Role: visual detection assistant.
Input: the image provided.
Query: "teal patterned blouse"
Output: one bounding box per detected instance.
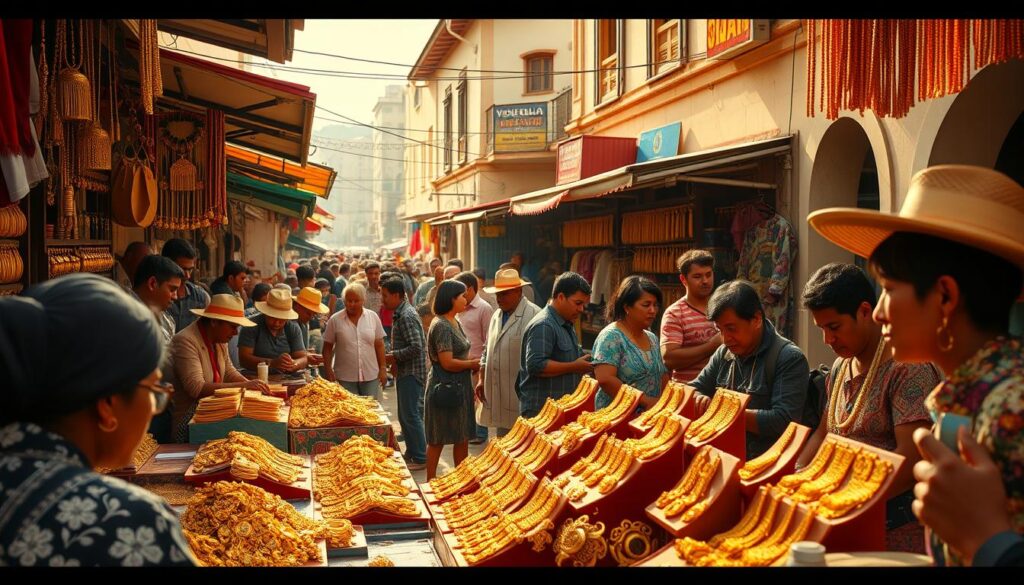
[592,323,666,410]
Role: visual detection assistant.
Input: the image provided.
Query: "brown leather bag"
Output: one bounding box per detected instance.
[111,144,157,227]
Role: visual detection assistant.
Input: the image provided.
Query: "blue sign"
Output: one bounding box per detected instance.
[636,122,681,163]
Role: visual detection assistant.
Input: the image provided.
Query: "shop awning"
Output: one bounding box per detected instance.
[421,198,511,226]
[125,44,316,164]
[381,239,409,251]
[399,209,443,223]
[226,144,335,198]
[157,19,304,64]
[314,205,335,220]
[426,214,454,226]
[227,172,316,219]
[286,234,328,254]
[506,135,793,215]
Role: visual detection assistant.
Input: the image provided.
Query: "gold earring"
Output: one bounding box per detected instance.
[99,418,119,432]
[936,316,955,353]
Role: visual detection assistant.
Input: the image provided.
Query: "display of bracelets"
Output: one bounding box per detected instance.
[47,247,81,279]
[193,431,305,484]
[289,378,382,427]
[181,481,326,567]
[494,418,533,451]
[683,389,743,443]
[523,398,563,431]
[554,375,599,410]
[620,204,694,244]
[429,440,505,500]
[656,445,721,519]
[562,215,613,248]
[0,204,27,237]
[513,431,558,473]
[622,412,683,461]
[455,478,562,565]
[0,245,25,284]
[78,246,114,273]
[560,386,642,451]
[631,245,694,273]
[739,423,799,481]
[635,381,689,428]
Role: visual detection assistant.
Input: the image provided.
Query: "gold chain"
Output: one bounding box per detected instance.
[828,339,888,432]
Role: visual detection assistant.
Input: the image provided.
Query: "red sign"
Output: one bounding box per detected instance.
[706,19,769,60]
[556,138,584,184]
[555,136,637,186]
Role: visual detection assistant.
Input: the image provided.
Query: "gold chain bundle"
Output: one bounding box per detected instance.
[773,439,890,514]
[513,431,558,473]
[656,446,721,520]
[562,215,613,248]
[683,390,742,443]
[635,381,689,428]
[456,478,563,565]
[314,436,407,501]
[555,375,598,410]
[193,432,305,485]
[559,386,642,451]
[442,459,536,529]
[739,423,798,481]
[555,435,637,501]
[523,398,563,431]
[631,245,693,274]
[289,378,382,428]
[429,441,503,499]
[181,481,325,566]
[621,204,694,244]
[622,412,683,461]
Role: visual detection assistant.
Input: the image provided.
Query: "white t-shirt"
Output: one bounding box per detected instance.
[323,309,385,382]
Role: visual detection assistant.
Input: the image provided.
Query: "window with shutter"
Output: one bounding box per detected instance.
[597,20,619,103]
[650,19,682,77]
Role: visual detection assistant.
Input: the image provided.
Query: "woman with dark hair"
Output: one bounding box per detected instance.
[424,279,480,480]
[592,275,668,411]
[809,165,1024,566]
[0,273,195,566]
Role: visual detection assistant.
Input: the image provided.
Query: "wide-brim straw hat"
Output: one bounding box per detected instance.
[483,268,529,294]
[190,294,257,327]
[295,286,328,314]
[808,165,1024,270]
[255,287,299,320]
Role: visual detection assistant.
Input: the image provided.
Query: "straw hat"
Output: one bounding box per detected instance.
[483,268,529,294]
[295,286,328,314]
[808,165,1024,269]
[190,294,257,327]
[255,288,299,320]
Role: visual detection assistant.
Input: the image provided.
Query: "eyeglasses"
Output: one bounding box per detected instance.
[140,381,174,414]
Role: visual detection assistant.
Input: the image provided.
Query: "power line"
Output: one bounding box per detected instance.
[316,104,484,158]
[311,140,415,163]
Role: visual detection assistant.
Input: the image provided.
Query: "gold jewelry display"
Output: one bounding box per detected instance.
[96,433,159,474]
[313,435,420,522]
[555,375,599,410]
[818,451,892,519]
[740,502,816,566]
[429,441,504,499]
[181,481,325,566]
[790,443,857,503]
[524,398,562,431]
[775,439,836,495]
[368,555,394,567]
[559,387,642,451]
[739,423,798,480]
[457,479,563,565]
[684,390,738,442]
[495,419,533,451]
[827,339,887,432]
[514,431,557,473]
[662,448,720,518]
[656,446,711,509]
[609,519,658,567]
[623,412,682,460]
[289,378,382,428]
[553,515,608,567]
[193,431,305,484]
[635,381,688,428]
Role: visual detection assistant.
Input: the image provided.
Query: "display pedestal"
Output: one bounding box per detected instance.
[184,454,312,500]
[549,390,642,476]
[189,407,289,452]
[430,477,540,535]
[325,525,369,559]
[288,416,397,455]
[684,389,749,462]
[646,448,742,542]
[627,383,695,439]
[739,422,812,500]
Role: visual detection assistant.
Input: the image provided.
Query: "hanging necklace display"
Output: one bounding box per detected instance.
[49,20,66,147]
[138,19,162,115]
[36,20,48,137]
[207,108,227,226]
[157,111,205,229]
[80,20,110,171]
[59,19,92,121]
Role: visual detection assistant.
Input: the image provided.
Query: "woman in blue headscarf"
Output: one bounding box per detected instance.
[0,273,196,566]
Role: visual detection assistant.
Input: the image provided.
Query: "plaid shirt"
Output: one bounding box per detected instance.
[516,305,584,417]
[390,300,427,383]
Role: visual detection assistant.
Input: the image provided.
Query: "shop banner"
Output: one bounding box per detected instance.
[706,19,770,60]
[493,103,548,152]
[637,122,682,163]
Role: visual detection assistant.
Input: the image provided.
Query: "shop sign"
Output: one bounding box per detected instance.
[493,102,548,152]
[556,137,584,184]
[706,19,770,60]
[479,224,506,238]
[637,122,682,163]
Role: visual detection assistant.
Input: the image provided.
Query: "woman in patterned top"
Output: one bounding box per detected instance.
[592,276,669,412]
[0,274,195,566]
[809,165,1024,566]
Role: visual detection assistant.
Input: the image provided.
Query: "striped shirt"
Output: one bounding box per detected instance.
[660,296,720,382]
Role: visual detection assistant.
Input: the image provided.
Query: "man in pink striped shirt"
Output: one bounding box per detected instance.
[660,250,722,383]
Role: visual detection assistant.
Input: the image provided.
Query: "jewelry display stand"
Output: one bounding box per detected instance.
[313,452,431,531]
[421,433,529,504]
[645,447,742,543]
[508,431,560,479]
[684,388,749,462]
[559,376,599,425]
[184,454,312,501]
[627,383,696,439]
[429,464,540,535]
[548,389,642,476]
[738,422,812,500]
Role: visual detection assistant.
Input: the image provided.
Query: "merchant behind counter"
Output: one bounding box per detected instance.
[237,287,309,376]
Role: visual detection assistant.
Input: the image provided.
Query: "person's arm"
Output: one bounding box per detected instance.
[525,322,591,378]
[322,341,336,381]
[391,315,425,363]
[375,337,388,386]
[661,335,723,371]
[437,350,479,372]
[888,420,932,497]
[286,322,308,370]
[173,336,261,399]
[748,347,809,436]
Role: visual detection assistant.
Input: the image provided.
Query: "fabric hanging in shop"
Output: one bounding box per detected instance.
[737,213,798,338]
[590,250,616,305]
[408,224,422,257]
[207,108,227,226]
[730,203,765,252]
[1,21,48,205]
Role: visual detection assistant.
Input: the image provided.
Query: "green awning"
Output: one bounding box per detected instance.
[227,172,317,219]
[286,234,328,254]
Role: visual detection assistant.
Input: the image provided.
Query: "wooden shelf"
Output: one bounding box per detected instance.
[46,239,112,247]
[0,239,22,247]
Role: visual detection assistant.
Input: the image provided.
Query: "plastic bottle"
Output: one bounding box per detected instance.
[787,541,826,567]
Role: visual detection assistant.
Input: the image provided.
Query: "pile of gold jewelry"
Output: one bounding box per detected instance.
[368,555,394,567]
[138,480,195,506]
[635,381,690,429]
[313,436,406,500]
[97,433,158,473]
[192,432,305,484]
[240,391,284,422]
[441,457,536,529]
[655,446,721,521]
[683,389,742,443]
[323,517,356,549]
[512,431,558,473]
[193,390,242,423]
[557,386,642,451]
[428,441,505,500]
[553,434,637,501]
[181,481,326,566]
[739,423,798,481]
[523,398,563,431]
[494,418,534,451]
[289,378,383,428]
[454,477,564,565]
[673,440,892,566]
[622,412,683,461]
[553,375,599,410]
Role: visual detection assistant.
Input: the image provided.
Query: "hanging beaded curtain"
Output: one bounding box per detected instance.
[153,110,206,230]
[206,108,227,227]
[807,19,1024,119]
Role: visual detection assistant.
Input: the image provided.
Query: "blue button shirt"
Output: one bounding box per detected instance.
[516,305,583,418]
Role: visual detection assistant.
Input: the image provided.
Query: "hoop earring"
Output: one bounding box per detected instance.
[936,317,955,353]
[99,418,118,433]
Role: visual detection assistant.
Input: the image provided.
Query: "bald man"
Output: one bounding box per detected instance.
[116,241,153,292]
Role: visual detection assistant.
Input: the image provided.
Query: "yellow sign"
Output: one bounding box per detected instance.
[479,224,506,238]
[706,19,769,60]
[495,132,547,151]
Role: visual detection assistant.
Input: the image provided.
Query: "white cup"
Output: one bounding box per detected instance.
[257,362,269,382]
[787,541,826,567]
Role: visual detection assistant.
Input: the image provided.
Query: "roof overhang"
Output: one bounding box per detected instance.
[226,144,334,197]
[409,19,473,80]
[156,19,303,64]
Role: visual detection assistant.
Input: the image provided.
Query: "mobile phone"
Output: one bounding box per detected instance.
[934,412,972,452]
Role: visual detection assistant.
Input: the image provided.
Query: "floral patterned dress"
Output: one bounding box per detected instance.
[0,422,196,566]
[924,337,1024,566]
[737,213,797,338]
[592,324,667,411]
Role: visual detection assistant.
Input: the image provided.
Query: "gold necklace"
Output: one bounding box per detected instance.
[741,501,816,566]
[791,443,857,503]
[715,492,780,556]
[657,447,711,508]
[775,439,836,495]
[697,394,739,442]
[685,393,723,439]
[818,454,891,518]
[828,339,888,432]
[739,423,798,480]
[663,450,720,518]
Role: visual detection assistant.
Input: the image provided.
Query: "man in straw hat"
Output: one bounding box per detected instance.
[294,286,329,368]
[476,268,542,437]
[808,164,1024,566]
[238,288,309,375]
[169,294,270,442]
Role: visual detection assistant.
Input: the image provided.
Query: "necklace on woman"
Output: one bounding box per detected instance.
[828,339,888,432]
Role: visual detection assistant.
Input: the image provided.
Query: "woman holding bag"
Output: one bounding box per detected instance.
[424,279,480,480]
